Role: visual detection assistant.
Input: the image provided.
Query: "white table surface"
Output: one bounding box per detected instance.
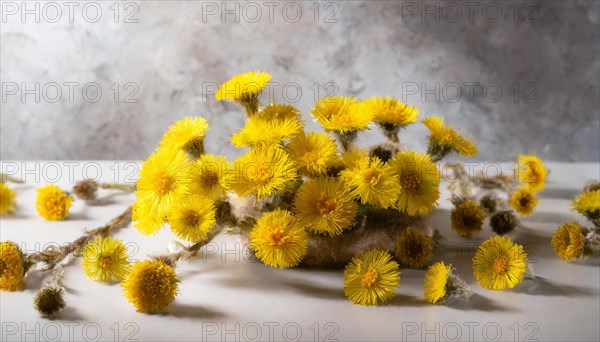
[1,161,599,342]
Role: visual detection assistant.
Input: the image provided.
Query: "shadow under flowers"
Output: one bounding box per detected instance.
[283,280,345,300]
[165,303,227,320]
[512,276,598,297]
[447,293,517,312]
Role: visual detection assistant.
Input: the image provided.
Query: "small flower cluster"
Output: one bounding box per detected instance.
[448,154,548,238]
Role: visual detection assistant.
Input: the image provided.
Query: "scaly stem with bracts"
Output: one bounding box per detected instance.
[24,206,132,272]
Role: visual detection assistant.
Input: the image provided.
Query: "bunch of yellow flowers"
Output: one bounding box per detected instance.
[122,70,485,309]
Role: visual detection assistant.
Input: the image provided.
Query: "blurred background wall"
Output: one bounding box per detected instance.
[1,0,599,161]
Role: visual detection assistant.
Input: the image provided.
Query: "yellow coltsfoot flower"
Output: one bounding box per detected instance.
[340,156,401,208]
[293,178,357,237]
[169,195,216,242]
[191,154,232,200]
[134,147,193,233]
[159,117,209,158]
[451,199,486,238]
[231,113,303,148]
[230,145,298,200]
[424,262,471,304]
[421,116,477,160]
[82,236,131,282]
[312,97,374,150]
[286,132,340,177]
[122,260,179,313]
[516,154,548,193]
[249,210,308,269]
[0,182,17,215]
[472,236,527,291]
[365,96,419,142]
[343,250,400,306]
[215,71,271,115]
[551,222,587,261]
[395,227,434,268]
[571,189,600,220]
[35,185,72,220]
[509,187,538,216]
[0,241,26,291]
[389,150,440,216]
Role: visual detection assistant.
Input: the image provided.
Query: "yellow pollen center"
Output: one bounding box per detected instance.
[183,210,201,227]
[154,171,173,195]
[493,255,509,275]
[401,174,421,192]
[316,195,337,216]
[519,196,530,208]
[100,256,113,269]
[301,151,320,164]
[202,171,220,187]
[364,168,382,185]
[268,228,289,246]
[361,267,378,288]
[247,165,272,184]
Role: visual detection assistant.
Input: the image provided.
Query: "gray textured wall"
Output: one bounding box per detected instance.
[1,0,599,161]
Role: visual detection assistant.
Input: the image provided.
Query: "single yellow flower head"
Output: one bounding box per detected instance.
[159,117,209,157]
[82,236,131,282]
[389,151,440,216]
[451,199,486,238]
[231,115,303,148]
[190,154,232,200]
[340,156,401,208]
[312,97,373,133]
[169,195,216,242]
[230,145,298,200]
[256,103,301,122]
[249,210,308,269]
[365,96,419,127]
[423,262,451,304]
[35,185,72,220]
[135,147,193,223]
[517,154,548,193]
[551,222,586,261]
[294,178,358,237]
[132,198,165,236]
[571,189,600,217]
[286,132,340,177]
[422,117,478,158]
[395,227,434,268]
[0,182,17,215]
[215,71,271,103]
[473,236,527,290]
[122,260,179,313]
[0,241,26,291]
[343,250,400,306]
[509,187,538,216]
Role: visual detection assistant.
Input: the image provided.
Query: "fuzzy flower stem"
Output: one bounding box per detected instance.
[335,131,358,152]
[72,179,136,201]
[99,182,136,192]
[24,206,132,272]
[153,225,224,267]
[0,173,25,184]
